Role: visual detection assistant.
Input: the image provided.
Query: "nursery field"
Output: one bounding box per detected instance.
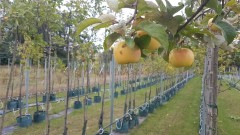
[2,71,191,135]
[1,76,239,135]
[1,0,240,135]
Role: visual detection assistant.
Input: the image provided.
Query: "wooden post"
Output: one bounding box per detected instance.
[204,46,218,135]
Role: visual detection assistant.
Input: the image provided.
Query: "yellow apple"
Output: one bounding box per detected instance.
[113,41,141,64]
[135,30,161,51]
[169,48,194,68]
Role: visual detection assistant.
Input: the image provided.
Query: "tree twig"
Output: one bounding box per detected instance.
[194,8,211,21]
[126,0,138,26]
[177,0,211,34]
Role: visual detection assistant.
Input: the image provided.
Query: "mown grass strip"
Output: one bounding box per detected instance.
[218,80,240,135]
[130,77,201,135]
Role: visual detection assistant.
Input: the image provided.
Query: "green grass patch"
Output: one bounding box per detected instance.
[130,77,201,135]
[217,80,240,135]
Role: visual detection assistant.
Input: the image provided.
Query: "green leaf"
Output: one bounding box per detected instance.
[155,0,166,11]
[225,0,236,7]
[216,20,237,44]
[185,6,194,17]
[162,50,169,62]
[180,25,214,38]
[157,47,164,55]
[162,40,175,62]
[225,0,240,13]
[188,37,200,46]
[134,35,151,49]
[142,49,152,57]
[165,0,173,9]
[174,15,185,24]
[146,12,180,35]
[98,14,116,23]
[125,37,135,48]
[145,1,159,9]
[137,0,158,14]
[118,0,135,9]
[140,49,148,58]
[93,21,113,30]
[168,2,184,15]
[137,21,169,49]
[75,18,102,36]
[205,0,222,14]
[103,32,121,51]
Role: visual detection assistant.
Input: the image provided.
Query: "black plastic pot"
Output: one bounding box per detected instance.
[114,91,118,98]
[137,85,141,90]
[87,88,91,94]
[94,96,101,103]
[33,110,46,123]
[132,87,136,92]
[42,95,46,103]
[155,97,162,107]
[230,83,236,88]
[75,89,80,96]
[81,89,85,95]
[120,89,126,95]
[152,99,157,108]
[74,101,82,109]
[16,114,32,127]
[142,84,146,88]
[115,117,129,133]
[92,86,99,93]
[115,83,119,88]
[68,90,75,97]
[7,100,18,110]
[139,105,148,117]
[128,113,138,129]
[17,100,23,109]
[50,93,56,101]
[148,102,155,113]
[84,98,92,106]
[137,79,140,82]
[96,131,110,135]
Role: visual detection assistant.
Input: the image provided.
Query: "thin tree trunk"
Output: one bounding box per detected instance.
[0,25,18,134]
[10,68,15,99]
[35,61,39,112]
[82,60,89,135]
[45,42,52,135]
[63,33,70,135]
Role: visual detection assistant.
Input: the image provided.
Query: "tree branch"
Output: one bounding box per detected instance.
[126,0,138,26]
[176,0,211,34]
[194,8,211,21]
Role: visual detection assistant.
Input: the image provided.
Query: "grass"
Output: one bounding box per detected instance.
[217,80,240,135]
[6,76,240,135]
[129,77,240,135]
[130,77,202,135]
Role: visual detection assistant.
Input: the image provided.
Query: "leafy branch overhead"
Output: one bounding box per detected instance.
[75,0,239,65]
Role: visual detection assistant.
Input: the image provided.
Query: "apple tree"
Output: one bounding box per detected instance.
[75,0,239,134]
